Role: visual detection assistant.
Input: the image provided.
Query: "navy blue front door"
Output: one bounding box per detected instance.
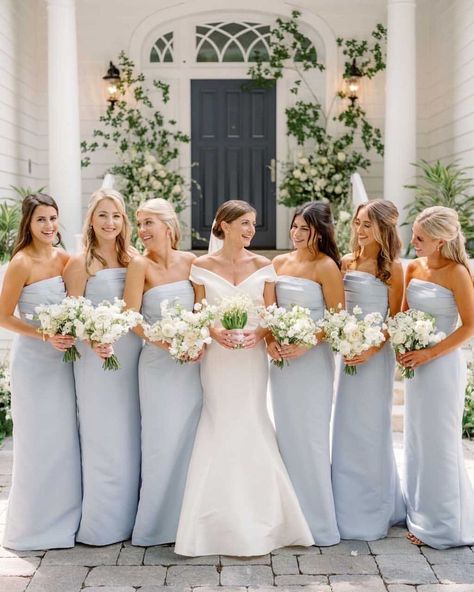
[191,79,276,248]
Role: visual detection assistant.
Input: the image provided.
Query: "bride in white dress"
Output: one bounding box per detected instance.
[174,200,314,556]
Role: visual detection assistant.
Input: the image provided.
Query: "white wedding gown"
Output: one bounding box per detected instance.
[174,264,314,556]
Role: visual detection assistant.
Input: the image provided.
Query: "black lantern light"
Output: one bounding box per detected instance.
[103,61,121,108]
[346,58,362,105]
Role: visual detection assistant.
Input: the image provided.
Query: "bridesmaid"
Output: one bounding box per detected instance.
[123,198,202,546]
[63,189,141,545]
[331,199,406,540]
[399,205,474,549]
[0,193,81,550]
[269,201,343,546]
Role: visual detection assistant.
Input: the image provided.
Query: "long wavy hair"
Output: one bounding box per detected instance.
[415,205,473,280]
[292,201,341,268]
[137,198,181,249]
[12,193,61,257]
[349,199,402,284]
[82,189,132,275]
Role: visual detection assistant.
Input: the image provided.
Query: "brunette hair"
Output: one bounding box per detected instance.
[415,205,473,279]
[212,200,256,239]
[83,189,132,275]
[292,201,341,268]
[137,198,181,249]
[12,193,61,257]
[349,199,402,284]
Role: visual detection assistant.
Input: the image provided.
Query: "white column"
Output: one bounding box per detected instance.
[384,0,416,242]
[46,0,82,251]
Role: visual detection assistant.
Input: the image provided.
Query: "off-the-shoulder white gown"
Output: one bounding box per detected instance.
[174,264,314,556]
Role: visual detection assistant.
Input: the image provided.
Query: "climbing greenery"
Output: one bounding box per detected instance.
[248,11,387,252]
[81,52,190,237]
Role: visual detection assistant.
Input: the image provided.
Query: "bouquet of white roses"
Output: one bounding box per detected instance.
[387,309,446,378]
[318,305,386,375]
[143,299,214,363]
[83,298,142,371]
[216,293,254,348]
[259,304,317,368]
[32,296,92,363]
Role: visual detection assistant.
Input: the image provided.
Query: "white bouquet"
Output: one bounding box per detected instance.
[259,304,317,368]
[318,305,386,375]
[387,309,446,378]
[83,298,142,371]
[143,299,214,363]
[216,293,254,348]
[32,296,92,362]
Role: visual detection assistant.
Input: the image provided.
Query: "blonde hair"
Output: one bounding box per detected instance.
[350,199,402,284]
[415,205,473,279]
[83,189,132,275]
[137,198,181,249]
[213,200,256,239]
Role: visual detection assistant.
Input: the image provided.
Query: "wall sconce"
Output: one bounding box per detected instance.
[346,58,362,105]
[102,61,121,108]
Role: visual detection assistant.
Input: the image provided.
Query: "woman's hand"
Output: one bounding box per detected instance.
[267,340,282,362]
[92,342,114,360]
[344,345,380,366]
[279,343,310,360]
[242,328,267,349]
[47,334,76,352]
[210,327,236,349]
[398,348,433,370]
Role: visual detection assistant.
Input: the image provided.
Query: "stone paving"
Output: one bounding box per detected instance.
[1,435,474,592]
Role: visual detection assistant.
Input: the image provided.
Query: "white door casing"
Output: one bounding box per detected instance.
[129,1,339,249]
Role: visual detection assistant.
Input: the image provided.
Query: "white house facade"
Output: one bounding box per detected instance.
[1,0,474,251]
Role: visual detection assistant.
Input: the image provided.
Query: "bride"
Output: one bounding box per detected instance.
[174,200,314,557]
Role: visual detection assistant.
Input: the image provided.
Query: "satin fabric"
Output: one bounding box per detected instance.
[175,265,314,556]
[404,279,474,549]
[270,275,340,545]
[4,276,82,550]
[74,268,142,545]
[132,280,202,546]
[332,271,405,540]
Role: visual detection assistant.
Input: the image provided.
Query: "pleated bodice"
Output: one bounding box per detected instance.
[344,270,388,317]
[84,267,127,305]
[141,280,194,325]
[407,279,458,334]
[275,276,325,322]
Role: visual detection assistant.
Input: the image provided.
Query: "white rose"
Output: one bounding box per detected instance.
[292,169,302,179]
[337,152,346,162]
[338,211,351,223]
[334,185,342,194]
[299,157,309,166]
[172,184,182,195]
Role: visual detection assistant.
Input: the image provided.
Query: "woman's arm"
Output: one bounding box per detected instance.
[321,260,345,311]
[63,254,88,297]
[388,260,404,317]
[400,265,474,368]
[123,256,147,341]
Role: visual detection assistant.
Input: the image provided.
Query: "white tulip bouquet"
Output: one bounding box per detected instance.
[215,293,254,348]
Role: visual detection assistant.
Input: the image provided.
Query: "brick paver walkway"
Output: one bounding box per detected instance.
[1,434,474,592]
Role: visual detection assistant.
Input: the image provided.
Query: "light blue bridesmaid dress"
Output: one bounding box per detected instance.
[270,276,340,546]
[404,278,474,549]
[74,268,141,545]
[132,280,202,546]
[3,276,82,550]
[332,271,406,540]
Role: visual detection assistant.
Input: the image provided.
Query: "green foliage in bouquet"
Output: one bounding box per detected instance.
[0,365,12,444]
[404,160,474,257]
[81,52,191,243]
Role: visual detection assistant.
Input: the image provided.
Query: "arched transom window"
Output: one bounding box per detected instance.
[150,32,174,63]
[195,22,271,62]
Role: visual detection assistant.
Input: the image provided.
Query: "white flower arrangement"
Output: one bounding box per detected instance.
[83,298,143,371]
[143,299,214,364]
[387,309,446,378]
[318,305,386,375]
[216,293,254,348]
[259,304,317,368]
[31,296,92,363]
